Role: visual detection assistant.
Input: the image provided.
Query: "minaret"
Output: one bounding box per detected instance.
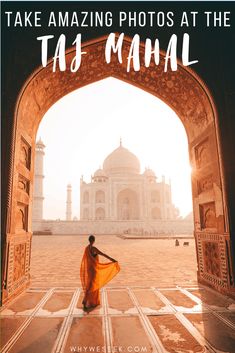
[32,138,45,221]
[66,184,72,220]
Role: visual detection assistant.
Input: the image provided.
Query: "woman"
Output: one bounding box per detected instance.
[80,235,120,310]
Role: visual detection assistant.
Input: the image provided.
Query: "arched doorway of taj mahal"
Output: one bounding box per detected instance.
[1,35,234,305]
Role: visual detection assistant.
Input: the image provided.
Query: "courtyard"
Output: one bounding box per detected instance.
[1,235,235,353]
[30,235,197,288]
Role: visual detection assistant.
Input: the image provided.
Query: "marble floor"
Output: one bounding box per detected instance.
[1,235,235,353]
[1,285,235,353]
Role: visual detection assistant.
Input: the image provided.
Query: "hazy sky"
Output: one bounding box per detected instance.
[37,77,192,220]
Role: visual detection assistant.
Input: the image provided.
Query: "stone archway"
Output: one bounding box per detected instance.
[2,35,233,304]
[95,208,105,220]
[117,189,139,220]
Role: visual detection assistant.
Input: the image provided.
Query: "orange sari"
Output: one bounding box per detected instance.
[80,245,120,307]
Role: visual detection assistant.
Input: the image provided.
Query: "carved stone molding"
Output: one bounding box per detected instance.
[16,203,28,232]
[20,138,31,170]
[197,174,213,194]
[195,138,211,169]
[18,174,30,195]
[199,202,216,230]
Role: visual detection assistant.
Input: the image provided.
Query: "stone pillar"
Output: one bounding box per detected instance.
[32,139,45,221]
[80,177,83,220]
[66,184,72,221]
[168,179,174,219]
[161,175,166,220]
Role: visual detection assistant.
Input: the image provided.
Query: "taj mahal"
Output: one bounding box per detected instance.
[80,139,178,221]
[32,139,193,235]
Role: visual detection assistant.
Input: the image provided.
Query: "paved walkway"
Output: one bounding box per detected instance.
[30,235,198,287]
[2,235,235,352]
[1,285,235,353]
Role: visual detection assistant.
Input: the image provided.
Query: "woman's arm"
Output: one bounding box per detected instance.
[93,247,117,262]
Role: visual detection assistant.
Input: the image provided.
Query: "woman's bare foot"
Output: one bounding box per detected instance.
[82,300,87,310]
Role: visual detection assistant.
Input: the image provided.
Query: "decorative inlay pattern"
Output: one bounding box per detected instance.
[7,237,31,294]
[196,232,228,289]
[202,241,221,278]
[13,244,26,282]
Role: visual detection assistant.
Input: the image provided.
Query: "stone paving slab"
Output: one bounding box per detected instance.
[8,317,63,353]
[0,317,26,348]
[185,313,235,352]
[111,316,153,353]
[159,289,197,308]
[1,286,235,353]
[6,292,46,314]
[149,315,204,353]
[132,290,168,313]
[187,288,235,310]
[107,290,137,314]
[63,317,104,353]
[222,312,235,325]
[42,292,74,313]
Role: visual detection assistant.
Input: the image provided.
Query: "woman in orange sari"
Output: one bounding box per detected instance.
[80,235,120,310]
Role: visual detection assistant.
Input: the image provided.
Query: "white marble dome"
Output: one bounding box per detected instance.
[94,168,107,177]
[143,168,156,178]
[103,143,140,175]
[36,138,45,148]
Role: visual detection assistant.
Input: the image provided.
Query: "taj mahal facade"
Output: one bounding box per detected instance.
[32,140,193,236]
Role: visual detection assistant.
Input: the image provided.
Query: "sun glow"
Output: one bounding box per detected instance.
[37,77,193,220]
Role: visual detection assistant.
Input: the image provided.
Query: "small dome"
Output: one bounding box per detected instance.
[144,168,156,178]
[94,169,107,178]
[103,143,140,175]
[36,138,45,148]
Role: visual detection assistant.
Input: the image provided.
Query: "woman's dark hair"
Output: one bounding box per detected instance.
[89,235,95,243]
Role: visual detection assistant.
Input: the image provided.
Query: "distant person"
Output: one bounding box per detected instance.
[80,235,120,310]
[175,239,180,246]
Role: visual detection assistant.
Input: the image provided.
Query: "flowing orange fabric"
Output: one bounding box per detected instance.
[80,245,120,307]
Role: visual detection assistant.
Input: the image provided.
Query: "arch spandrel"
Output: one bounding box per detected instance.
[113,43,214,143]
[18,36,214,143]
